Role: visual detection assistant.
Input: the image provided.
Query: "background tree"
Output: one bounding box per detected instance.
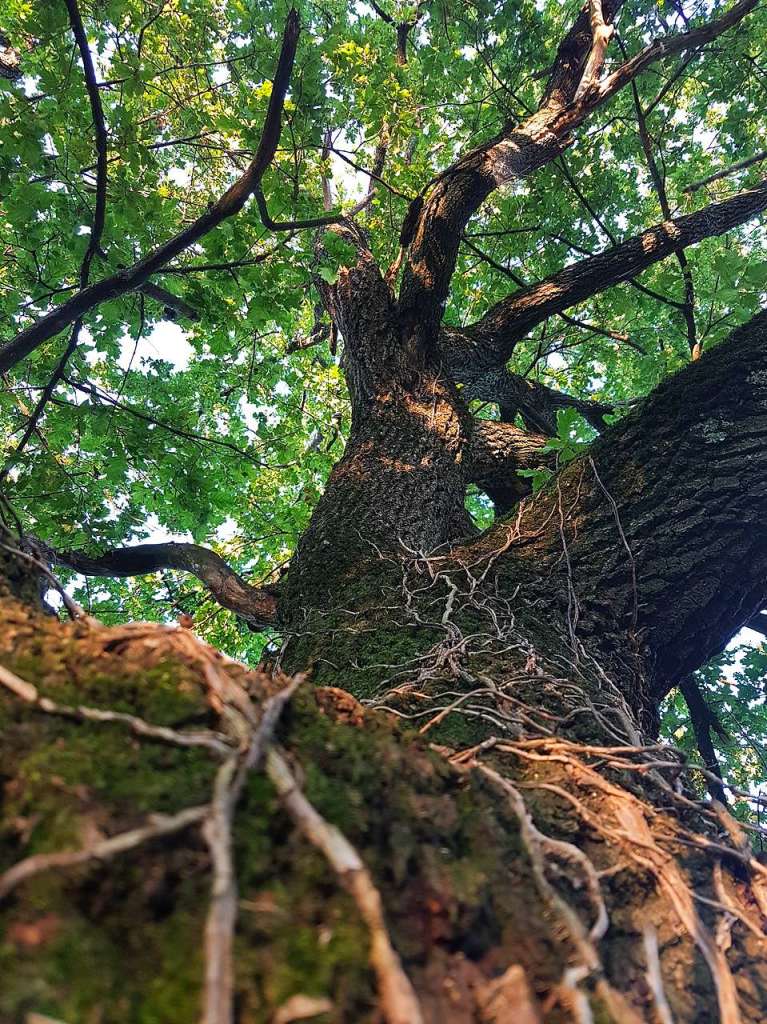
[2,1,767,1021]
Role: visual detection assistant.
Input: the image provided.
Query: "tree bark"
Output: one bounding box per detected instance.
[3,421,767,1023]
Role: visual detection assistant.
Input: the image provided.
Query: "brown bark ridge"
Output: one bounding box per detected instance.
[504,309,767,700]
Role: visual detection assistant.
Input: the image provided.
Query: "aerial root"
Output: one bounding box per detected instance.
[0,803,209,901]
[0,622,423,1024]
[465,737,764,1024]
[266,746,424,1024]
[477,762,642,1024]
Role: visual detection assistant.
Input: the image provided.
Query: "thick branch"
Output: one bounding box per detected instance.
[468,420,551,481]
[0,32,20,80]
[468,419,552,512]
[461,364,612,436]
[43,541,278,628]
[397,0,626,336]
[573,1,614,102]
[397,0,756,340]
[460,178,767,373]
[506,308,767,694]
[0,10,301,374]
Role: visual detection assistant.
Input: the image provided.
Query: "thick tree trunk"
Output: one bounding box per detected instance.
[3,314,767,1024]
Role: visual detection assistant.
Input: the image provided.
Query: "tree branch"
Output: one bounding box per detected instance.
[0,31,21,80]
[41,541,279,628]
[468,419,553,511]
[684,149,767,194]
[573,1,614,102]
[459,177,767,373]
[137,281,200,320]
[469,419,551,479]
[0,0,111,482]
[622,37,699,357]
[679,676,728,804]
[746,610,767,638]
[460,364,613,436]
[0,9,301,374]
[396,0,756,342]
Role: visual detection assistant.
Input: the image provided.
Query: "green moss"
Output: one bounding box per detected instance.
[0,599,591,1021]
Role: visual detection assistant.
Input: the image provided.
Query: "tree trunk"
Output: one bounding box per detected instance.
[3,311,767,1024]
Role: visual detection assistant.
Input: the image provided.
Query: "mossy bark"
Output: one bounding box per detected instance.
[5,313,767,1020]
[2,520,767,1022]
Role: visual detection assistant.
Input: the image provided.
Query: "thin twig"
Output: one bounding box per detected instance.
[0,805,208,900]
[266,746,424,1024]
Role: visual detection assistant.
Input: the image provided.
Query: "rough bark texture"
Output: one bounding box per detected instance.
[3,481,767,1023]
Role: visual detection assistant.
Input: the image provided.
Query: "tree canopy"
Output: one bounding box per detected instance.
[2,0,767,800]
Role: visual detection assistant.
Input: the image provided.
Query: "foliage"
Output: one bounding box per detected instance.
[1,0,767,776]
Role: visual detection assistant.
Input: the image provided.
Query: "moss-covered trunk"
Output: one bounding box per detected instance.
[2,517,767,1024]
[5,312,767,1022]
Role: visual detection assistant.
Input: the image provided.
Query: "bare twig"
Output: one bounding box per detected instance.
[685,150,767,193]
[0,804,208,900]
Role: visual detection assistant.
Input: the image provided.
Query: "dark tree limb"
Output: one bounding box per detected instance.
[253,185,345,232]
[460,364,613,436]
[397,0,756,342]
[64,0,108,289]
[138,281,200,321]
[0,0,111,482]
[460,235,646,355]
[468,420,553,512]
[679,676,728,804]
[746,610,767,638]
[397,0,627,337]
[0,9,302,374]
[456,178,767,374]
[41,541,279,629]
[468,420,551,481]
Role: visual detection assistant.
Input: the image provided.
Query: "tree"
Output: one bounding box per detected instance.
[2,0,767,1020]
